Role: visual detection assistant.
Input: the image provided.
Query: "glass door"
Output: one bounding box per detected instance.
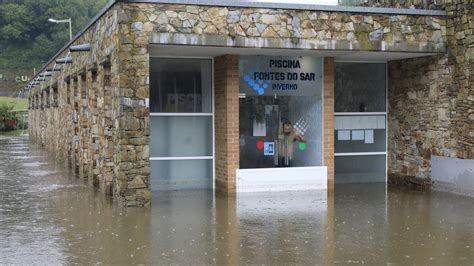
[149,58,213,190]
[334,62,387,184]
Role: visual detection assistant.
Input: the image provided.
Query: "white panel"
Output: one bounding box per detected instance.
[431,155,474,197]
[236,167,327,193]
[335,115,386,130]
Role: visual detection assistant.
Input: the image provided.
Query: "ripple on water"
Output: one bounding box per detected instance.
[26,184,82,194]
[23,162,48,167]
[10,155,47,160]
[0,151,28,155]
[29,170,57,177]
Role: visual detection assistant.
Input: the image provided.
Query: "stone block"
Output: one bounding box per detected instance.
[128,176,147,189]
[131,22,143,31]
[369,29,383,41]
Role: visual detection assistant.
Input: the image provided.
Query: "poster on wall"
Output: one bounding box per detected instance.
[352,130,365,140]
[264,142,275,156]
[240,56,323,97]
[253,118,266,136]
[338,130,351,141]
[364,130,374,144]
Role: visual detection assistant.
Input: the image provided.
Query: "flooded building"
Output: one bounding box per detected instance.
[25,0,473,206]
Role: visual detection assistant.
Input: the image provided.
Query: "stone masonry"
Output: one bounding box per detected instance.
[28,1,453,206]
[141,4,445,52]
[387,0,473,186]
[352,0,446,10]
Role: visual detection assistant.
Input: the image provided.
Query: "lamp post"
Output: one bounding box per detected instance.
[48,18,72,40]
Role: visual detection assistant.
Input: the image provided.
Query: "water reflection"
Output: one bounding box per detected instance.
[0,136,473,264]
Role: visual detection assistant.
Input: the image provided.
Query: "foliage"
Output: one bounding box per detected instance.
[0,0,108,69]
[0,102,27,131]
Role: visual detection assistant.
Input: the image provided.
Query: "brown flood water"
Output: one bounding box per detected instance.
[0,136,473,264]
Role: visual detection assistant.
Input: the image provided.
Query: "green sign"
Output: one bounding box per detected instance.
[0,74,29,83]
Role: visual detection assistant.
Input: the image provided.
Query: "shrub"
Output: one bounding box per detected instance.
[0,103,25,132]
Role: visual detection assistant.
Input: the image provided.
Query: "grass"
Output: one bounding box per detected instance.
[0,129,28,136]
[0,97,28,110]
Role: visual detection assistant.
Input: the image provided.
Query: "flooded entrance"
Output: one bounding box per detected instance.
[0,136,473,264]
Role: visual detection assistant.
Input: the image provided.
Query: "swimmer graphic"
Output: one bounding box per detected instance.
[278,120,305,167]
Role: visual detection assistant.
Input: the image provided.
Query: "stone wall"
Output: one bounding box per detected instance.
[142,3,445,53]
[28,5,151,206]
[387,0,473,186]
[346,0,446,10]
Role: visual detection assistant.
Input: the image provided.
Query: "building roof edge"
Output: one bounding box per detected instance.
[120,0,446,16]
[26,0,117,88]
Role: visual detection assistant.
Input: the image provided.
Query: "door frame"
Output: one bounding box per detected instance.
[149,56,215,190]
[333,60,388,184]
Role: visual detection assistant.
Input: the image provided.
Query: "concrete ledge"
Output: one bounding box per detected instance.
[151,33,446,54]
[236,166,327,193]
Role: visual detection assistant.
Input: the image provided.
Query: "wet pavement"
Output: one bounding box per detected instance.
[0,136,473,264]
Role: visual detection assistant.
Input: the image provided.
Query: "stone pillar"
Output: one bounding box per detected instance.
[113,24,151,206]
[88,69,100,186]
[64,79,73,160]
[324,57,335,191]
[214,55,240,195]
[72,77,80,173]
[100,64,114,194]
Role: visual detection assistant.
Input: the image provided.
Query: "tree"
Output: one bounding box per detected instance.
[0,3,33,42]
[0,0,108,70]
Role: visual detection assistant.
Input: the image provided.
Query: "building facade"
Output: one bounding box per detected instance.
[26,0,473,206]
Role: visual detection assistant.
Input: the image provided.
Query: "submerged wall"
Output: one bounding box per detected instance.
[387,0,473,191]
[28,4,151,207]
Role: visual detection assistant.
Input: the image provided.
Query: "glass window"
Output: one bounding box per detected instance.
[335,63,386,112]
[151,160,213,191]
[149,58,214,191]
[150,58,212,113]
[239,56,323,169]
[335,155,386,183]
[150,116,213,158]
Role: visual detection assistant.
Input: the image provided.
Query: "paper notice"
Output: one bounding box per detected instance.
[352,130,364,141]
[364,130,374,144]
[338,130,351,141]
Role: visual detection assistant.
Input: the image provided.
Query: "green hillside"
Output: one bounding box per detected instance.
[0,0,108,70]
